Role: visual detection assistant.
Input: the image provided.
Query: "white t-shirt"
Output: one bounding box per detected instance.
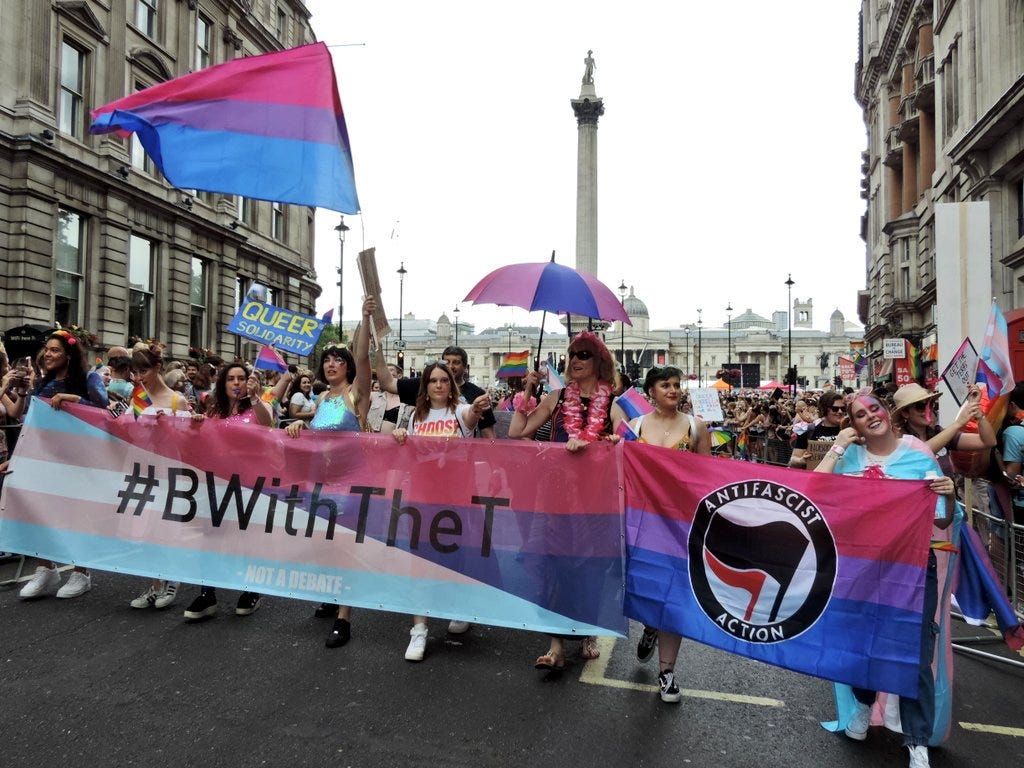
[408,403,473,437]
[289,391,315,414]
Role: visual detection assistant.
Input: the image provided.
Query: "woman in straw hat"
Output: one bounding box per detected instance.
[891,383,995,476]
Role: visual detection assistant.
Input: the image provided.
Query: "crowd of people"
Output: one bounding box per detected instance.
[2,317,1022,768]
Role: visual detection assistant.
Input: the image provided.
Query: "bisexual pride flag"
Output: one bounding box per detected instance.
[615,387,653,421]
[90,43,359,214]
[623,444,938,697]
[254,345,287,374]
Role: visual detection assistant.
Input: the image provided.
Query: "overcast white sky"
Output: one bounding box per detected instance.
[305,0,866,335]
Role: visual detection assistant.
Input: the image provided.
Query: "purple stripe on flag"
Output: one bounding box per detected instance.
[112,99,345,145]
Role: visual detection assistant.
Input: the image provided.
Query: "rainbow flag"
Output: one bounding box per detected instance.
[615,387,653,421]
[906,340,921,380]
[496,350,529,379]
[89,43,359,214]
[255,344,287,374]
[736,429,749,460]
[976,300,1014,429]
[130,384,152,419]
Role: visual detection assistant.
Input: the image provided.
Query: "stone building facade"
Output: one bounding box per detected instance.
[855,1,1024,358]
[0,0,319,358]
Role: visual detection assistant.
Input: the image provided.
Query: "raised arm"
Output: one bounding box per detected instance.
[508,370,557,439]
[350,296,375,420]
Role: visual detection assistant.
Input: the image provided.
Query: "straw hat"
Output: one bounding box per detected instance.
[892,382,940,411]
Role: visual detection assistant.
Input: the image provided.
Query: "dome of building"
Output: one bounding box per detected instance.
[731,308,773,330]
[623,286,648,319]
[830,308,844,321]
[437,312,450,324]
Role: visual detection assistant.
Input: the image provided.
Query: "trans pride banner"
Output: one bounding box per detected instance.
[0,402,625,637]
[624,443,938,697]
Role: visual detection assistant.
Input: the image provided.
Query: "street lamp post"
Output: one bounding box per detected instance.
[334,216,349,328]
[726,301,733,375]
[507,324,514,353]
[785,274,795,395]
[453,305,460,346]
[696,308,703,387]
[683,326,692,387]
[618,280,627,379]
[396,262,407,371]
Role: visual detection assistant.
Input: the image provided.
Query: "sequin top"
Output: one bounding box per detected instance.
[310,391,361,432]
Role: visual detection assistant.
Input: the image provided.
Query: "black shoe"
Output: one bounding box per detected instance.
[325,618,351,648]
[183,589,217,621]
[314,602,339,619]
[235,592,261,616]
[637,625,658,664]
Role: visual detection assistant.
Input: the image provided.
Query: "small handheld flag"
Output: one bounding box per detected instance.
[615,387,653,421]
[321,308,335,325]
[615,420,639,442]
[545,364,565,392]
[496,350,529,379]
[130,384,152,419]
[254,345,288,374]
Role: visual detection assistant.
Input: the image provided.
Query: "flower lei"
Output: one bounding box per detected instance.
[561,381,612,442]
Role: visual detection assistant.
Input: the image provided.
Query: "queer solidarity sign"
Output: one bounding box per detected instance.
[0,402,939,695]
[227,299,326,355]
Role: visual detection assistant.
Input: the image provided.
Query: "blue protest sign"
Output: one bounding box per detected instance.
[227,299,325,356]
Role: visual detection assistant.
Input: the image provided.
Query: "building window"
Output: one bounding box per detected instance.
[271,202,285,241]
[59,41,85,139]
[130,82,156,174]
[276,7,288,42]
[190,257,207,348]
[55,208,85,327]
[941,44,959,142]
[236,195,250,227]
[136,0,159,40]
[196,14,212,70]
[128,234,155,340]
[1017,178,1024,240]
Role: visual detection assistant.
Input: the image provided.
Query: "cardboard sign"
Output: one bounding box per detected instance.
[227,300,325,356]
[939,337,978,407]
[803,439,834,471]
[356,247,392,340]
[690,388,725,423]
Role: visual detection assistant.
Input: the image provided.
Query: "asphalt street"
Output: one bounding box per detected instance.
[1,561,1022,768]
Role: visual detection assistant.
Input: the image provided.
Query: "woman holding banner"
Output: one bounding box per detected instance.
[11,329,108,600]
[629,365,710,703]
[815,391,956,768]
[508,331,619,670]
[285,297,375,649]
[390,359,490,661]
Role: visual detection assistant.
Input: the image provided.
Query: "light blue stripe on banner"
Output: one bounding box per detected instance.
[0,521,618,636]
[23,399,123,442]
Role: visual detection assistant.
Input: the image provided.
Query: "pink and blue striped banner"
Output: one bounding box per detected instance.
[0,401,625,636]
[623,443,938,698]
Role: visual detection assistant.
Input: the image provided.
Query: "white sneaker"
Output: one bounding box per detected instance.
[56,571,91,598]
[19,566,60,599]
[154,581,178,609]
[130,583,160,609]
[447,620,470,634]
[907,745,929,768]
[405,623,428,662]
[844,701,872,741]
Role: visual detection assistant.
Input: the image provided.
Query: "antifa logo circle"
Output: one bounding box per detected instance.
[688,481,836,644]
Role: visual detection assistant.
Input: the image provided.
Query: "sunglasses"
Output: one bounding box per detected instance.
[828,406,846,414]
[911,401,930,412]
[424,359,449,367]
[568,349,594,361]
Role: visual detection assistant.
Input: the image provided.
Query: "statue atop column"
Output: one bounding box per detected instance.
[582,50,595,85]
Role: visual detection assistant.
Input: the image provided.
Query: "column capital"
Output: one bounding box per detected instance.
[571,97,605,127]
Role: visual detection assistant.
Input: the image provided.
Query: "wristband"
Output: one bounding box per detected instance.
[828,444,845,457]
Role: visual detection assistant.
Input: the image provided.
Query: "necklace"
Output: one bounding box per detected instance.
[651,408,679,436]
[562,381,611,442]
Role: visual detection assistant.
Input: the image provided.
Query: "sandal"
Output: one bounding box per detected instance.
[580,636,601,660]
[534,649,565,670]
